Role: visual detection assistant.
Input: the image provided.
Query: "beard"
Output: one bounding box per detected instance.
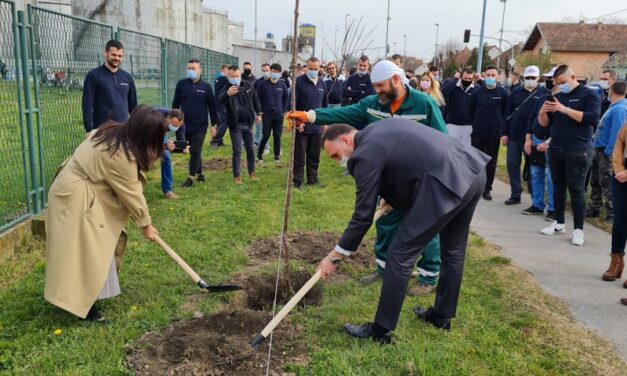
[378,83,398,105]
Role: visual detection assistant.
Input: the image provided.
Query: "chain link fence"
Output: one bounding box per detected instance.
[0,3,238,231]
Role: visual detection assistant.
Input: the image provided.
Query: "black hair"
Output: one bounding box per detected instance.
[261,63,270,68]
[322,124,356,143]
[485,65,498,72]
[188,59,201,65]
[307,56,320,63]
[462,68,475,75]
[611,80,627,97]
[105,40,123,51]
[228,65,239,71]
[553,64,570,79]
[391,54,403,62]
[243,61,252,66]
[603,69,618,80]
[270,63,282,71]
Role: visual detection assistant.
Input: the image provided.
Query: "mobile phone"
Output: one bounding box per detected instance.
[172,140,189,153]
[546,94,556,102]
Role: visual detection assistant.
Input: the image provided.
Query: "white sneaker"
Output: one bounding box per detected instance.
[572,229,584,246]
[263,147,270,155]
[541,221,566,235]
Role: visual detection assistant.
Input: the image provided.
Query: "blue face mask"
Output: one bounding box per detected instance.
[228,78,241,86]
[484,77,497,88]
[271,72,281,81]
[306,70,318,80]
[559,83,572,94]
[168,123,178,132]
[187,69,198,80]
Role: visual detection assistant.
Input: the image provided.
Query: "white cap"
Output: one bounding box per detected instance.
[523,65,540,78]
[543,66,558,78]
[371,60,404,83]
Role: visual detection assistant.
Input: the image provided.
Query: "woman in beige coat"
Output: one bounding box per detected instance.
[45,105,165,321]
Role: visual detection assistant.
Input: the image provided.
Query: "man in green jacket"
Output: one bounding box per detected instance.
[288,59,447,295]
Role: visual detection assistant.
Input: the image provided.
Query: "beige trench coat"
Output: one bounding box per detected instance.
[44,136,151,318]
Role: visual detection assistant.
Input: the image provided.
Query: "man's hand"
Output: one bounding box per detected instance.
[256,115,262,124]
[227,86,239,96]
[524,140,532,155]
[296,124,305,133]
[615,171,627,183]
[500,136,509,146]
[536,142,549,153]
[210,126,217,138]
[317,250,344,280]
[286,111,310,125]
[551,100,567,114]
[143,224,158,241]
[183,145,190,154]
[540,100,556,114]
[166,140,175,151]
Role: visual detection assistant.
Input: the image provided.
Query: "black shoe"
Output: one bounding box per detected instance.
[82,304,109,324]
[482,191,492,201]
[504,197,521,205]
[522,206,544,215]
[307,180,325,188]
[181,177,193,188]
[413,306,451,330]
[544,210,556,222]
[586,208,600,218]
[343,322,391,344]
[197,173,206,183]
[294,182,302,190]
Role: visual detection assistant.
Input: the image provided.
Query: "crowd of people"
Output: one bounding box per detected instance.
[45,37,627,329]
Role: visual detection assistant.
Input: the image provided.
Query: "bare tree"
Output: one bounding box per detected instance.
[323,16,376,75]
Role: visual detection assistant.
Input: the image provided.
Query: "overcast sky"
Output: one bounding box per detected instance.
[204,0,626,61]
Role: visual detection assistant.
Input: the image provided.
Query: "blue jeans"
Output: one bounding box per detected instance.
[530,135,553,211]
[161,149,173,193]
[254,118,262,145]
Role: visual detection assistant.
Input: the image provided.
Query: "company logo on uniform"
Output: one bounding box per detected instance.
[120,82,129,87]
[196,89,206,93]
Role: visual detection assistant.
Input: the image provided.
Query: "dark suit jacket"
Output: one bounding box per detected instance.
[337,118,490,253]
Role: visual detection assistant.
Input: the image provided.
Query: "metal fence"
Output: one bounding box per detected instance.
[0,1,238,232]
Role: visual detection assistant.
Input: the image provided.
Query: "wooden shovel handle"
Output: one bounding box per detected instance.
[153,236,201,284]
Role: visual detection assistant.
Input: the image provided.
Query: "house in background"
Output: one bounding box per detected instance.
[522,22,627,80]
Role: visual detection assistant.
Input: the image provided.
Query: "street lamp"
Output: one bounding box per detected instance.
[403,34,407,69]
[434,23,440,68]
[344,13,351,55]
[385,0,391,58]
[496,0,508,70]
[477,0,488,73]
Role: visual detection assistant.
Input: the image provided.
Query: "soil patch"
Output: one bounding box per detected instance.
[202,158,232,172]
[126,309,306,376]
[246,232,374,270]
[232,270,323,311]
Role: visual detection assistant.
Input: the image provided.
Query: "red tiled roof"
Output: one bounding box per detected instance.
[523,22,627,53]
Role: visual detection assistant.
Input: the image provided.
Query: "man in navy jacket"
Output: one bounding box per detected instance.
[82,40,137,132]
[341,56,373,106]
[324,61,344,107]
[210,64,230,148]
[501,65,549,205]
[469,65,509,201]
[293,57,328,188]
[441,68,475,144]
[256,63,289,163]
[172,59,218,188]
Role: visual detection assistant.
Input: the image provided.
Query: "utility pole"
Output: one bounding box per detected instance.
[496,0,507,70]
[403,34,407,69]
[385,0,391,58]
[477,0,487,73]
[184,0,188,44]
[434,23,439,68]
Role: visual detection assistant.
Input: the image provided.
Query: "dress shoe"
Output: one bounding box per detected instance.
[234,177,243,185]
[413,306,451,330]
[249,172,259,181]
[181,177,193,188]
[482,191,492,201]
[82,304,109,324]
[602,254,624,281]
[197,173,206,183]
[504,197,521,205]
[343,322,391,344]
[307,180,325,188]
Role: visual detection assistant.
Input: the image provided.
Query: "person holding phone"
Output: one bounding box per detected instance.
[156,108,186,199]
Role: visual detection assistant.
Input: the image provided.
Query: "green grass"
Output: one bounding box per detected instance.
[0,133,625,375]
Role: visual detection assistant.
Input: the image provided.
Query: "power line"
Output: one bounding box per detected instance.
[585,7,627,22]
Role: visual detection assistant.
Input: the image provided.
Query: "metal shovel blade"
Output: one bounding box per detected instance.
[197,279,242,293]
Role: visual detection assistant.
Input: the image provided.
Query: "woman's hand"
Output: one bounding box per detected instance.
[143,224,158,241]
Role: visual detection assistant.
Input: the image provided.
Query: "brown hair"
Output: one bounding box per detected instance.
[167,109,184,121]
[92,105,166,171]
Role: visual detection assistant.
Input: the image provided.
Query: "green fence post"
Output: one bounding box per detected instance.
[161,37,167,107]
[16,10,40,214]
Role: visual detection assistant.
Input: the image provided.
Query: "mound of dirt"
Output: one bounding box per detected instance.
[246,232,374,270]
[126,309,306,376]
[232,270,323,311]
[202,158,231,171]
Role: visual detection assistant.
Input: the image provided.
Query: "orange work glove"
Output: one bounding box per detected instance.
[286,111,310,125]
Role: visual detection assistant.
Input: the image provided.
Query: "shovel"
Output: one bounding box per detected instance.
[154,236,242,293]
[250,206,389,350]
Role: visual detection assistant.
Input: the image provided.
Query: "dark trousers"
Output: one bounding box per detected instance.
[258,114,283,160]
[471,137,500,193]
[506,140,529,199]
[374,170,486,330]
[229,124,255,177]
[589,148,613,213]
[211,111,228,145]
[612,179,627,254]
[187,131,207,176]
[548,148,593,229]
[293,132,322,185]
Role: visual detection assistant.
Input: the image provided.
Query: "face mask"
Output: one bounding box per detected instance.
[420,80,431,90]
[244,68,251,74]
[461,79,472,88]
[357,70,368,77]
[598,80,610,90]
[168,123,178,132]
[187,69,198,80]
[339,155,349,168]
[433,75,440,81]
[484,77,497,88]
[263,71,271,79]
[228,78,241,86]
[559,83,572,94]
[524,79,538,89]
[271,72,281,81]
[306,70,318,80]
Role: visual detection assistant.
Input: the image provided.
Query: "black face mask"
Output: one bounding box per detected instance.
[244,69,251,75]
[545,79,553,90]
[461,80,472,88]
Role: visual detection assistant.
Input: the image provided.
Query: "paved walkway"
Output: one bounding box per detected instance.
[471,179,627,360]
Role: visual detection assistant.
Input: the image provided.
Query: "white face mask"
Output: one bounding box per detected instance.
[524,79,538,89]
[339,155,349,168]
[598,80,610,90]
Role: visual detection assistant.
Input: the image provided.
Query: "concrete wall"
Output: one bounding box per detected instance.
[551,51,611,80]
[227,21,244,55]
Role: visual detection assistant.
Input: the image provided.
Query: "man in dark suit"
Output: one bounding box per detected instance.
[317,119,489,343]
